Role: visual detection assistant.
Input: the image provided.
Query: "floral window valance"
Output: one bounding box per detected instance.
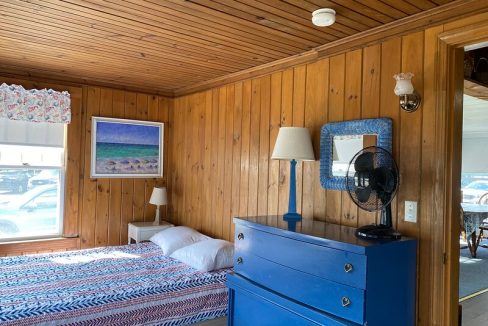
[0,83,71,124]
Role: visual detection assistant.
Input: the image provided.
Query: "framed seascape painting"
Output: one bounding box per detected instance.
[91,117,164,178]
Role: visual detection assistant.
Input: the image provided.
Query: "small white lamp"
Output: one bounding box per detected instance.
[272,127,315,230]
[149,187,167,225]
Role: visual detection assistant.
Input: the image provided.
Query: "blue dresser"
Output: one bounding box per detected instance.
[227,216,417,326]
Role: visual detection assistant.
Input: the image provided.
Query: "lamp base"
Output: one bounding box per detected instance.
[283,212,302,222]
[400,93,421,112]
[355,224,402,240]
[283,212,301,232]
[153,206,161,225]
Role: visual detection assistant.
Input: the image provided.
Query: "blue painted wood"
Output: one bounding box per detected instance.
[364,240,417,326]
[235,224,367,289]
[284,159,301,231]
[227,273,357,326]
[319,118,393,190]
[228,217,417,326]
[234,216,414,254]
[234,250,365,324]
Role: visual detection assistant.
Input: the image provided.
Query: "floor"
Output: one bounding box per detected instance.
[461,290,488,326]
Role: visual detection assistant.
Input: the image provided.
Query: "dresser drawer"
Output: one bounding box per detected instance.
[234,250,365,324]
[235,225,367,289]
[227,273,358,326]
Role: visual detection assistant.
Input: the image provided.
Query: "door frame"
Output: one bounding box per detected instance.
[435,22,488,325]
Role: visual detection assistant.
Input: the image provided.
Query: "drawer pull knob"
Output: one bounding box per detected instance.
[237,257,243,264]
[344,263,353,273]
[341,297,351,307]
[237,233,245,240]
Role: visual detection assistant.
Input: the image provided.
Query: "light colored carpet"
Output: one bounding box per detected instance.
[460,238,488,299]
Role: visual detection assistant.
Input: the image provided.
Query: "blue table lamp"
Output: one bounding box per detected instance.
[271,127,315,230]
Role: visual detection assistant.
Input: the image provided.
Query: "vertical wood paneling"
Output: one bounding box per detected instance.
[239,81,252,218]
[63,87,83,238]
[144,96,159,222]
[230,82,243,237]
[108,90,124,246]
[202,90,214,235]
[94,88,112,247]
[257,76,271,216]
[312,59,328,222]
[292,66,306,214]
[215,87,227,238]
[397,31,424,239]
[267,73,282,217]
[223,85,235,240]
[278,69,294,217]
[248,80,261,217]
[342,49,362,227]
[302,62,318,220]
[80,86,100,248]
[326,54,346,224]
[419,24,444,326]
[360,44,382,225]
[380,39,402,229]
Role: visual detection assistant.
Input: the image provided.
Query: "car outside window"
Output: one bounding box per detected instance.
[0,144,64,241]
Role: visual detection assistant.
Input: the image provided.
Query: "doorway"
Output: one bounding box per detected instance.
[459,45,488,326]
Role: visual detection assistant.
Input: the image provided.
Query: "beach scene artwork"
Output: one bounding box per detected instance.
[91,117,163,177]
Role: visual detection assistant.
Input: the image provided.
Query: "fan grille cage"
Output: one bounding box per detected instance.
[346,146,399,212]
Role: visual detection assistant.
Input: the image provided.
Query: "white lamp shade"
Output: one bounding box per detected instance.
[271,127,315,161]
[149,187,168,206]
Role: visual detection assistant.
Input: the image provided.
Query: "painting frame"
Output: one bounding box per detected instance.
[90,116,164,178]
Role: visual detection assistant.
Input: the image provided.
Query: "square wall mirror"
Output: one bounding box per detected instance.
[320,118,393,190]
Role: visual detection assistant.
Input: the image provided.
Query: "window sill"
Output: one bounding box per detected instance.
[0,237,80,256]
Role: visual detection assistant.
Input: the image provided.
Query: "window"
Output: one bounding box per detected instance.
[0,119,65,241]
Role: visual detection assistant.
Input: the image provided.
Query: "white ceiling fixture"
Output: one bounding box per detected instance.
[312,8,336,27]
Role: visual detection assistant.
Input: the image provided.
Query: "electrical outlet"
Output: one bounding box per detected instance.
[404,201,417,223]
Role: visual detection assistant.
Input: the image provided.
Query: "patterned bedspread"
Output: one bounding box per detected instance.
[0,242,230,325]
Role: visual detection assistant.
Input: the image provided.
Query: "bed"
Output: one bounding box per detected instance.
[0,242,230,325]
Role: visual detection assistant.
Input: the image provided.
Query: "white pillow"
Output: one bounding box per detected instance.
[170,239,234,272]
[150,226,210,256]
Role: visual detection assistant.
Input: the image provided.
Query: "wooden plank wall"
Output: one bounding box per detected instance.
[0,77,171,254]
[169,14,488,323]
[79,87,170,248]
[171,36,428,237]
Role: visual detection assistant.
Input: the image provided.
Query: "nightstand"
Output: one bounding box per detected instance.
[128,221,174,244]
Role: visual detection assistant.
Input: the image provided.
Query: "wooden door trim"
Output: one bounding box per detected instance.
[435,23,488,326]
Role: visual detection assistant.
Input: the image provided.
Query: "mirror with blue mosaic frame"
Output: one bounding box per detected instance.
[320,118,393,190]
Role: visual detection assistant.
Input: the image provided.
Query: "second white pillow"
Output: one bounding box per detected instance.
[170,239,234,272]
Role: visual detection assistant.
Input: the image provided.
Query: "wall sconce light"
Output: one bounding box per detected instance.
[393,73,421,113]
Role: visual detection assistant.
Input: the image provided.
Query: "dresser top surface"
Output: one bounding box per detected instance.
[234,216,415,254]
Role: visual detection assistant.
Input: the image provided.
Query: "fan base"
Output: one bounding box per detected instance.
[355,224,402,240]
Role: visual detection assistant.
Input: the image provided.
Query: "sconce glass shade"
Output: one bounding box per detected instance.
[393,73,421,113]
[393,73,415,96]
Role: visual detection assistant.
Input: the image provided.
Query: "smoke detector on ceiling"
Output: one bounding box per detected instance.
[312,8,336,27]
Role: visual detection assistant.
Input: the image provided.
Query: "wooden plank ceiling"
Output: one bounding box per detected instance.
[0,0,456,96]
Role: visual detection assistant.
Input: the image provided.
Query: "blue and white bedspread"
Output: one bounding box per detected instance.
[0,242,230,325]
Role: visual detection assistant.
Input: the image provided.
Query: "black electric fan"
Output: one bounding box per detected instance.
[346,146,401,240]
